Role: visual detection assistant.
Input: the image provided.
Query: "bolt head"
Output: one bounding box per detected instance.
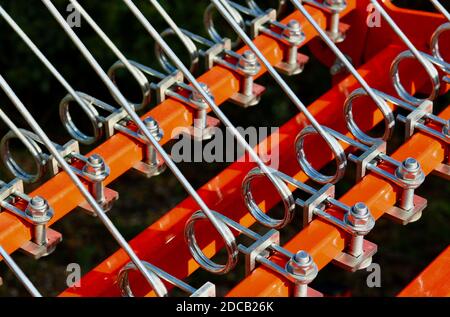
[285,251,318,282]
[142,117,163,141]
[191,83,211,105]
[396,157,421,181]
[324,0,347,10]
[238,50,259,73]
[346,202,374,231]
[282,20,304,45]
[26,196,52,222]
[83,154,108,178]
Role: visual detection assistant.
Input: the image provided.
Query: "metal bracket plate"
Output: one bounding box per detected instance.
[332,239,377,272]
[384,194,427,225]
[78,187,119,216]
[405,100,433,140]
[229,83,266,108]
[276,53,310,76]
[302,184,335,227]
[190,282,216,297]
[241,229,280,276]
[20,228,62,260]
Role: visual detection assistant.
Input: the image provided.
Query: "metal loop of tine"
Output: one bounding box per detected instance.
[120,0,311,274]
[117,261,216,297]
[368,0,445,106]
[38,0,239,277]
[0,74,167,296]
[185,209,321,297]
[211,0,349,185]
[430,0,450,67]
[0,246,41,297]
[204,0,310,76]
[0,3,179,295]
[240,167,377,272]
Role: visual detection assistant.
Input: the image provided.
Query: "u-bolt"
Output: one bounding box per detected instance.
[185,209,320,296]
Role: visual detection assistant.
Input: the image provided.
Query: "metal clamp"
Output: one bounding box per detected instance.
[185,209,321,297]
[117,260,216,297]
[108,61,220,140]
[115,117,166,178]
[344,87,450,181]
[0,128,119,216]
[245,8,309,75]
[69,153,119,216]
[155,26,266,108]
[303,0,348,43]
[0,179,62,259]
[296,125,427,225]
[61,92,167,178]
[241,167,376,271]
[397,102,450,180]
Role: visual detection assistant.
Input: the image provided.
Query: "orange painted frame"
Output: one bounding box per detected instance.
[0,3,355,258]
[61,44,446,297]
[398,246,450,297]
[227,105,449,297]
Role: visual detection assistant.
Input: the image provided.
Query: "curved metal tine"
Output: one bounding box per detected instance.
[0,6,105,145]
[209,0,348,184]
[123,1,288,194]
[370,1,441,102]
[0,121,50,183]
[41,0,238,274]
[0,76,167,297]
[286,1,395,141]
[0,246,41,297]
[431,0,450,22]
[118,260,215,297]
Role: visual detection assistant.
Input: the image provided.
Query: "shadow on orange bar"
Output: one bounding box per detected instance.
[398,246,450,297]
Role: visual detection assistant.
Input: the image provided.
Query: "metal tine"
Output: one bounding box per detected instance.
[0,5,152,145]
[185,209,320,296]
[117,261,216,297]
[141,0,346,185]
[210,0,351,184]
[123,0,294,204]
[40,0,238,275]
[370,1,441,103]
[0,246,41,297]
[122,0,314,274]
[431,0,450,22]
[279,1,395,141]
[0,77,167,297]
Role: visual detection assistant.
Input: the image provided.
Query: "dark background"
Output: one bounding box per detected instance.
[0,0,448,297]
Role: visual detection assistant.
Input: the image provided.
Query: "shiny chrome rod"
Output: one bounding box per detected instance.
[41,0,238,274]
[369,0,440,102]
[431,0,450,22]
[209,0,349,183]
[0,75,166,297]
[0,5,151,144]
[0,246,41,297]
[129,0,293,186]
[281,0,394,139]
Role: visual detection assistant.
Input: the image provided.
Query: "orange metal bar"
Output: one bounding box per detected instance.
[398,246,450,297]
[60,44,430,297]
[226,106,450,297]
[0,4,351,259]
